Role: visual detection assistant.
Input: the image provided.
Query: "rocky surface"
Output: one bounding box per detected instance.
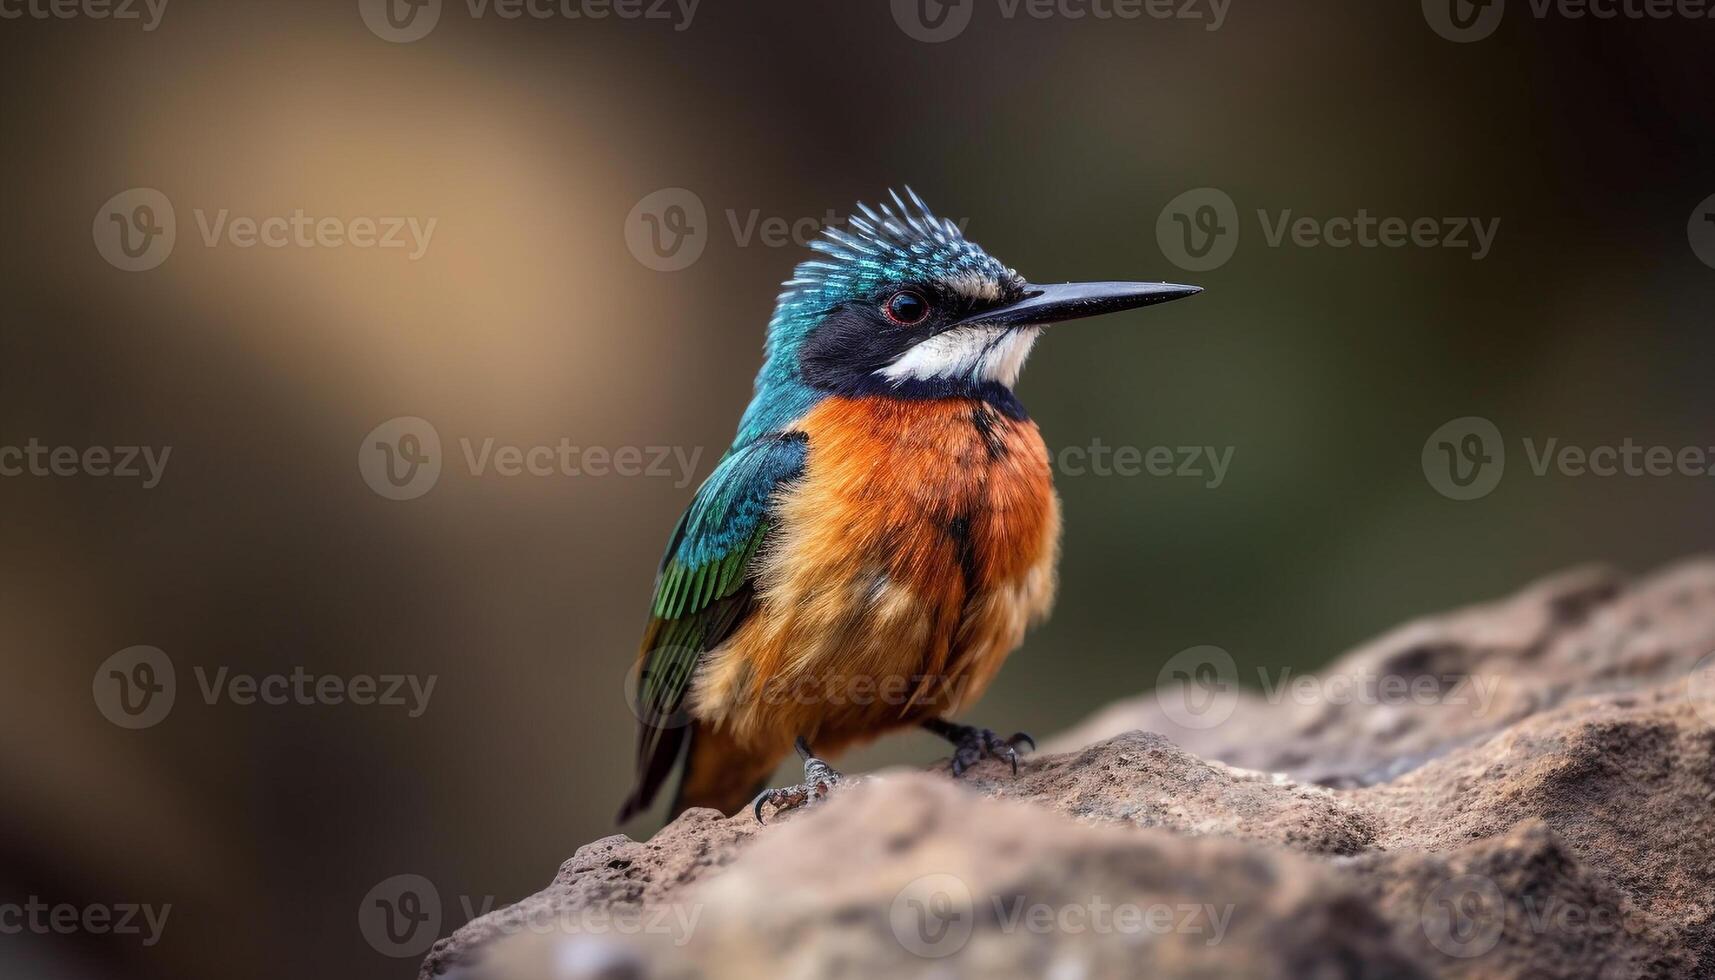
[421,559,1715,979]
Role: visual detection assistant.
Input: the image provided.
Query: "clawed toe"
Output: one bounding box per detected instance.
[751,784,811,823]
[927,719,1034,778]
[752,738,842,824]
[988,730,1035,776]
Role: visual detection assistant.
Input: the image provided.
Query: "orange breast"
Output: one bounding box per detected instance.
[688,395,1061,754]
[791,396,1058,594]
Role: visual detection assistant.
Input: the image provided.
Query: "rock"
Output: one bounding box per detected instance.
[421,559,1715,979]
[1349,820,1685,979]
[417,808,756,977]
[1049,560,1715,786]
[959,730,1381,856]
[1359,679,1715,972]
[666,776,1426,980]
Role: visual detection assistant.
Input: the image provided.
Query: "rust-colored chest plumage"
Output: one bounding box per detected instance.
[689,395,1061,755]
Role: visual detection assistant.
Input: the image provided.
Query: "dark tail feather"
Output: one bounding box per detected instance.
[664,726,707,819]
[618,723,783,823]
[666,724,781,819]
[615,723,689,824]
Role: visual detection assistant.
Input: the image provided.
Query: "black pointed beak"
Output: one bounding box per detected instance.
[951,281,1202,329]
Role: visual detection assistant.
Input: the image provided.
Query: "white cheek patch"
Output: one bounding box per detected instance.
[878,326,1041,387]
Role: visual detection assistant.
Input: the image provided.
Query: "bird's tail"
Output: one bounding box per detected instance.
[619,723,779,823]
[614,720,688,824]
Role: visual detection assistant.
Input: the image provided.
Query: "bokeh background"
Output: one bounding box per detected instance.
[2,1,1713,977]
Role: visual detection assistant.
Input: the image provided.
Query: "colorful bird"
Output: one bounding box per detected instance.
[618,190,1200,824]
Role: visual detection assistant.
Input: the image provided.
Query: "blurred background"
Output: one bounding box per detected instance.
[2,0,1713,977]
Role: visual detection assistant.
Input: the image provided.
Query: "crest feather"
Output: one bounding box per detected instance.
[771,188,1016,326]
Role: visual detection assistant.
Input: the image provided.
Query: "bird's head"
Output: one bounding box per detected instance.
[739,189,1199,437]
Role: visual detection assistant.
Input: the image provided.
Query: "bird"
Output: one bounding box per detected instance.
[617,189,1200,824]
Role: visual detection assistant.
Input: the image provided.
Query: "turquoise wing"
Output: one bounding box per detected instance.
[617,431,808,820]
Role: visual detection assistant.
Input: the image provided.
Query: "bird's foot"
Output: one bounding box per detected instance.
[924,718,1034,777]
[751,737,842,824]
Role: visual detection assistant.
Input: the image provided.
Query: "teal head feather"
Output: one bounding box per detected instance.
[731,188,1020,446]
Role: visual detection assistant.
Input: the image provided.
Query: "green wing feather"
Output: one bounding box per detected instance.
[618,431,807,820]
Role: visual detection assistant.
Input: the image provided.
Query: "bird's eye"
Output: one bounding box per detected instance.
[883,290,930,326]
